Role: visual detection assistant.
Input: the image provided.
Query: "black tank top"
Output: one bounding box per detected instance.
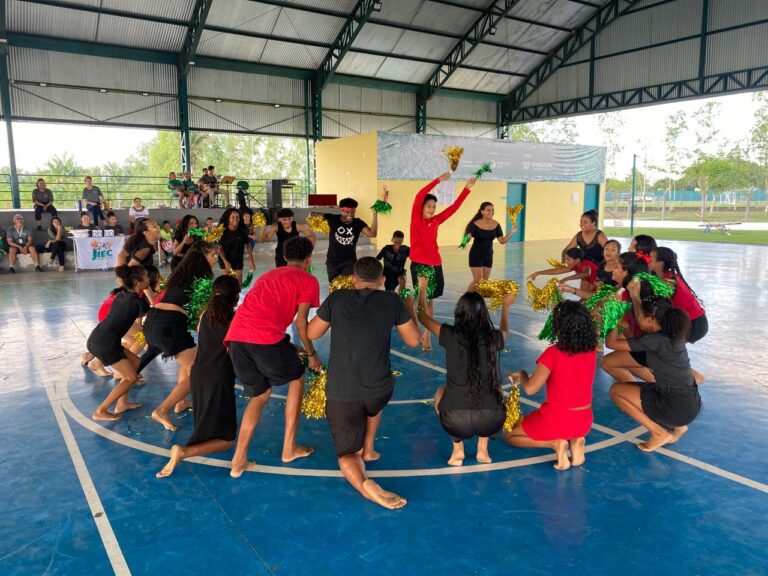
[275,221,299,257]
[576,230,604,264]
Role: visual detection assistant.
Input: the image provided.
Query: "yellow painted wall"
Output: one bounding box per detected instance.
[315,133,379,228]
[524,182,585,242]
[378,179,508,252]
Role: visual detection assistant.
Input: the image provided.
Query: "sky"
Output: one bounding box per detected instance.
[0,91,761,179]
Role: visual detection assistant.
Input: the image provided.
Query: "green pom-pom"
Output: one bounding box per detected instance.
[306,264,314,276]
[184,277,213,332]
[459,232,471,249]
[241,270,254,288]
[188,227,204,239]
[414,264,437,301]
[537,312,557,343]
[370,199,392,215]
[634,272,675,298]
[473,161,493,178]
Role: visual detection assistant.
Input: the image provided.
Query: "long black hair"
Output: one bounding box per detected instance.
[206,275,241,326]
[48,216,63,236]
[465,202,493,235]
[552,300,598,354]
[174,214,199,242]
[114,264,147,292]
[125,218,156,253]
[219,207,242,231]
[633,234,657,254]
[453,292,503,409]
[143,264,161,292]
[166,242,215,291]
[652,247,704,306]
[640,297,691,346]
[618,252,649,288]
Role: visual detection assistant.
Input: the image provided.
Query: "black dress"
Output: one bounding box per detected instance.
[275,221,299,267]
[468,222,503,268]
[186,312,237,445]
[576,230,604,264]
[218,226,248,271]
[127,239,156,267]
[87,292,149,366]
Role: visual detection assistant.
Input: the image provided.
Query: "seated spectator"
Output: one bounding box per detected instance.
[6,214,42,273]
[75,212,96,236]
[181,171,201,208]
[160,220,174,265]
[129,197,150,232]
[167,172,188,209]
[82,176,106,226]
[33,178,58,231]
[197,167,212,207]
[46,216,67,272]
[201,165,225,207]
[103,211,125,236]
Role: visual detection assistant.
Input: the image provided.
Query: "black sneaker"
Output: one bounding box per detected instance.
[9,267,15,274]
[35,265,43,272]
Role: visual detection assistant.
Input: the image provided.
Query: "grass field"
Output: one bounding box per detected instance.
[604,227,768,245]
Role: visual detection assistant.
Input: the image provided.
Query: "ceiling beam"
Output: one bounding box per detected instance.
[429,0,576,32]
[422,0,525,101]
[179,0,214,76]
[501,0,643,123]
[18,0,187,27]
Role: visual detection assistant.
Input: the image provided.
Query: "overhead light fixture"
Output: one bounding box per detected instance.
[274,103,281,108]
[215,98,222,103]
[99,88,107,93]
[189,60,196,66]
[39,82,47,87]
[372,0,382,12]
[142,92,149,96]
[489,26,497,35]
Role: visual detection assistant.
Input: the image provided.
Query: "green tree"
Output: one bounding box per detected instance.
[662,110,688,216]
[596,112,625,179]
[536,117,578,144]
[750,91,768,221]
[691,102,723,217]
[506,123,540,142]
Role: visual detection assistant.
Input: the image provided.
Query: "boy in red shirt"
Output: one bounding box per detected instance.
[409,171,476,350]
[225,237,323,477]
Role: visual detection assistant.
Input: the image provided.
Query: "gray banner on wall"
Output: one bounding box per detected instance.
[377,132,606,184]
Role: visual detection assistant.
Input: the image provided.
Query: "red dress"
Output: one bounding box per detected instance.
[664,272,704,320]
[521,345,597,441]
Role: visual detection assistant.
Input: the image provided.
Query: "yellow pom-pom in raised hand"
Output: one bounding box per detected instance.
[442,146,464,171]
[506,204,524,226]
[252,211,266,228]
[306,214,330,235]
[476,279,519,311]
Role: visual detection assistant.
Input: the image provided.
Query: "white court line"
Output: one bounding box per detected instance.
[14,303,131,576]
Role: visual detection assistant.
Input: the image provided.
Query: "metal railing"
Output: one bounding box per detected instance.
[0,173,313,210]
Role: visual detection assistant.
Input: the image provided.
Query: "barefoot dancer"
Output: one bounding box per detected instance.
[410,172,475,351]
[464,202,515,291]
[86,265,150,421]
[226,237,322,478]
[414,291,514,466]
[157,276,241,478]
[308,257,419,508]
[504,301,598,471]
[528,247,599,297]
[144,243,217,431]
[608,297,701,452]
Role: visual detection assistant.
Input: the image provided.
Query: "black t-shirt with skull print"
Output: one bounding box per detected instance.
[324,213,368,266]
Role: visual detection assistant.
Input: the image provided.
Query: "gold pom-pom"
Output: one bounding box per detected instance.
[252,211,266,228]
[503,385,522,432]
[307,214,330,235]
[301,369,327,419]
[442,146,464,171]
[329,274,355,294]
[476,279,519,311]
[506,204,524,226]
[134,331,146,349]
[546,257,565,269]
[527,278,561,312]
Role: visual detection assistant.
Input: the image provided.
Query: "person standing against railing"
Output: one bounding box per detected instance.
[128,197,150,234]
[82,176,106,227]
[33,178,58,231]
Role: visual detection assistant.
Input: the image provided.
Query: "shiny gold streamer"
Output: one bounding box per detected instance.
[134,331,146,349]
[329,274,355,293]
[476,279,520,311]
[306,214,330,235]
[527,278,561,312]
[442,146,464,171]
[503,385,522,432]
[506,204,524,226]
[252,211,266,228]
[301,369,327,419]
[546,257,565,269]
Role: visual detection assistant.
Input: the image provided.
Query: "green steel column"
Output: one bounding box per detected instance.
[630,153,637,236]
[178,75,191,172]
[495,101,508,139]
[416,96,427,134]
[0,54,20,208]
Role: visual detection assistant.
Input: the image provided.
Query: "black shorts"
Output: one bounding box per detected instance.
[143,309,196,357]
[228,336,304,398]
[641,383,702,430]
[468,248,493,269]
[383,270,404,291]
[410,262,445,299]
[326,261,355,283]
[87,334,125,367]
[325,391,393,457]
[219,256,244,272]
[438,407,505,440]
[688,314,708,344]
[630,351,648,366]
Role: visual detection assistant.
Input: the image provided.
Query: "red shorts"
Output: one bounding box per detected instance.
[521,403,593,441]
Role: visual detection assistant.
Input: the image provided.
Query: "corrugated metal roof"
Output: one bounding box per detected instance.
[323,85,416,116]
[336,52,387,78]
[260,40,327,69]
[188,67,305,106]
[322,111,414,138]
[510,0,591,29]
[706,23,768,76]
[281,0,358,12]
[188,99,305,135]
[206,1,281,35]
[529,60,589,105]
[375,57,436,84]
[196,30,269,61]
[388,30,456,61]
[429,95,496,123]
[271,8,345,45]
[101,0,195,22]
[95,15,187,52]
[426,120,497,139]
[709,0,768,29]
[371,0,424,27]
[7,0,99,41]
[410,2,478,35]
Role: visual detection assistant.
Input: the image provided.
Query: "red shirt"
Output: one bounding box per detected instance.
[409,178,471,266]
[225,266,320,345]
[664,272,704,320]
[97,293,117,322]
[537,345,596,408]
[579,260,599,284]
[620,289,644,338]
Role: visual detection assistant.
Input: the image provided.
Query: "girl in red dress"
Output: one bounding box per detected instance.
[504,300,598,470]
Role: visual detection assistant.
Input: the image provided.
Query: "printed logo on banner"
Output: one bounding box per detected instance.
[91,240,114,261]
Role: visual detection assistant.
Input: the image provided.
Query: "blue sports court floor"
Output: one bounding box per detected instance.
[0,238,766,575]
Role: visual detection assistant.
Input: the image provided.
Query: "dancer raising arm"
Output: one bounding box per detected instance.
[410,172,476,351]
[464,201,516,291]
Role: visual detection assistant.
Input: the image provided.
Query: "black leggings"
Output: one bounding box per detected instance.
[49,240,66,266]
